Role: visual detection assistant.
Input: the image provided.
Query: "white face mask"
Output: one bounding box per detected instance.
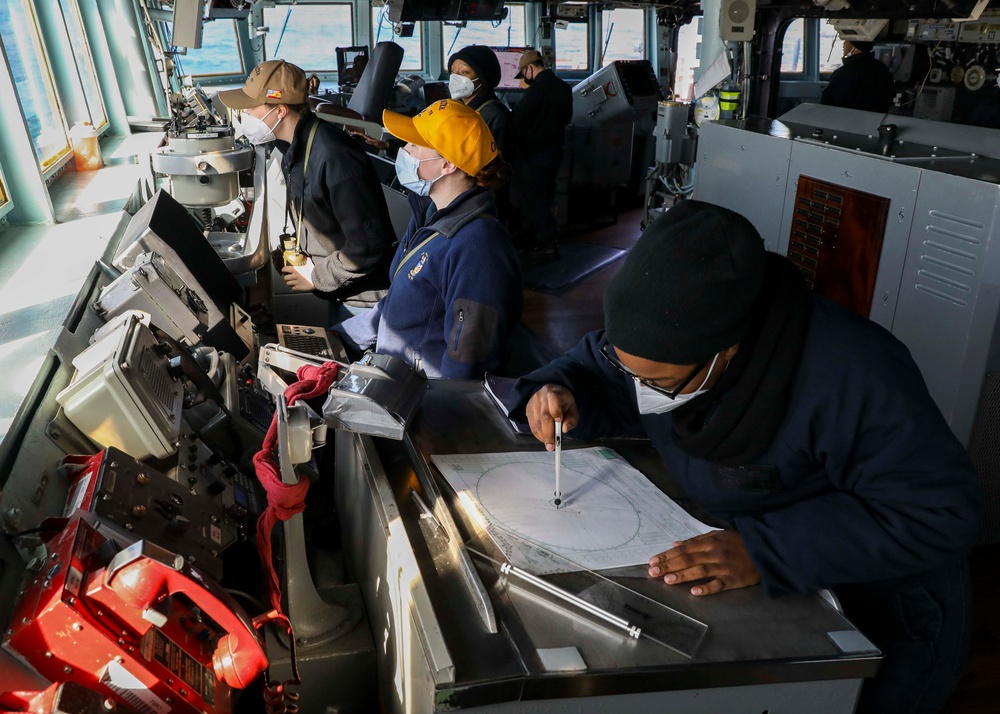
[394,147,444,197]
[239,106,282,145]
[635,352,720,415]
[449,73,478,100]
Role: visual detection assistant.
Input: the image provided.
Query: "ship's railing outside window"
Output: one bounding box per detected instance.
[371,5,423,72]
[441,3,527,63]
[601,8,645,66]
[0,0,70,169]
[556,18,590,72]
[0,177,8,211]
[176,18,245,77]
[58,0,107,128]
[264,4,355,73]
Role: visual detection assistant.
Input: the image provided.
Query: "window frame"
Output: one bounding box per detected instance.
[599,7,647,67]
[371,5,424,72]
[777,18,842,82]
[0,172,12,222]
[173,17,247,79]
[264,3,356,75]
[440,3,528,67]
[779,18,806,77]
[0,0,72,174]
[554,15,592,76]
[673,14,703,102]
[58,0,108,131]
[818,20,843,77]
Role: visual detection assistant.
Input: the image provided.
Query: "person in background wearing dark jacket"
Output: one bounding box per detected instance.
[219,60,396,322]
[820,40,895,113]
[511,49,572,261]
[448,45,516,225]
[332,100,522,378]
[516,200,980,714]
[969,75,1000,128]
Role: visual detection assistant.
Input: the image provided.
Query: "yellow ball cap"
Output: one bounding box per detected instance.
[383,100,498,177]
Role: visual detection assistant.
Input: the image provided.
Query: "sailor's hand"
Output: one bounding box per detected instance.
[648,530,761,596]
[282,260,316,292]
[349,130,390,151]
[525,385,579,451]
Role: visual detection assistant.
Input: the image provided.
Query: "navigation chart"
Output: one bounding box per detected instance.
[431,447,717,573]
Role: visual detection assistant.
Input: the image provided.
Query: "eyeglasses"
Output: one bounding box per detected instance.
[600,340,708,399]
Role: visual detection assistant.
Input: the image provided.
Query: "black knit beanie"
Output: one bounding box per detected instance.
[448,45,502,90]
[604,200,766,365]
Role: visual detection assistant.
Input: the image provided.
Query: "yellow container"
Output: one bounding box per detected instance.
[69,121,103,171]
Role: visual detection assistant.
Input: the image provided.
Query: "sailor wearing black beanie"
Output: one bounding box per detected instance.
[447,46,514,161]
[448,45,502,92]
[447,45,516,223]
[513,198,979,714]
[603,200,766,366]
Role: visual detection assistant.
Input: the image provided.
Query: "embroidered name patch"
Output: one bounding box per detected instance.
[408,252,429,280]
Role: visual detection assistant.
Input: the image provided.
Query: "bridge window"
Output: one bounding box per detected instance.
[675,16,702,101]
[58,0,107,129]
[781,19,805,74]
[0,1,70,169]
[264,4,355,73]
[778,19,845,79]
[372,5,423,72]
[775,19,856,114]
[0,177,7,211]
[819,22,841,74]
[601,8,646,66]
[441,3,527,63]
[556,19,590,72]
[176,18,244,77]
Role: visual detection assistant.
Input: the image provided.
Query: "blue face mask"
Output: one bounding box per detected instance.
[394,147,444,197]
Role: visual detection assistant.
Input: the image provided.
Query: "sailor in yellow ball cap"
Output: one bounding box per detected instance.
[331,100,523,378]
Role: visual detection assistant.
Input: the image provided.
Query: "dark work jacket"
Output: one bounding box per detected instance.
[513,296,981,598]
[278,114,396,307]
[332,188,522,378]
[821,52,895,114]
[469,91,516,164]
[969,88,1000,129]
[511,69,573,159]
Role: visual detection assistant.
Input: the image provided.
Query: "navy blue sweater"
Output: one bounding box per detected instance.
[332,188,522,379]
[515,296,981,597]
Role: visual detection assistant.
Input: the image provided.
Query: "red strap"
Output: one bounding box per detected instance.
[252,362,339,613]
